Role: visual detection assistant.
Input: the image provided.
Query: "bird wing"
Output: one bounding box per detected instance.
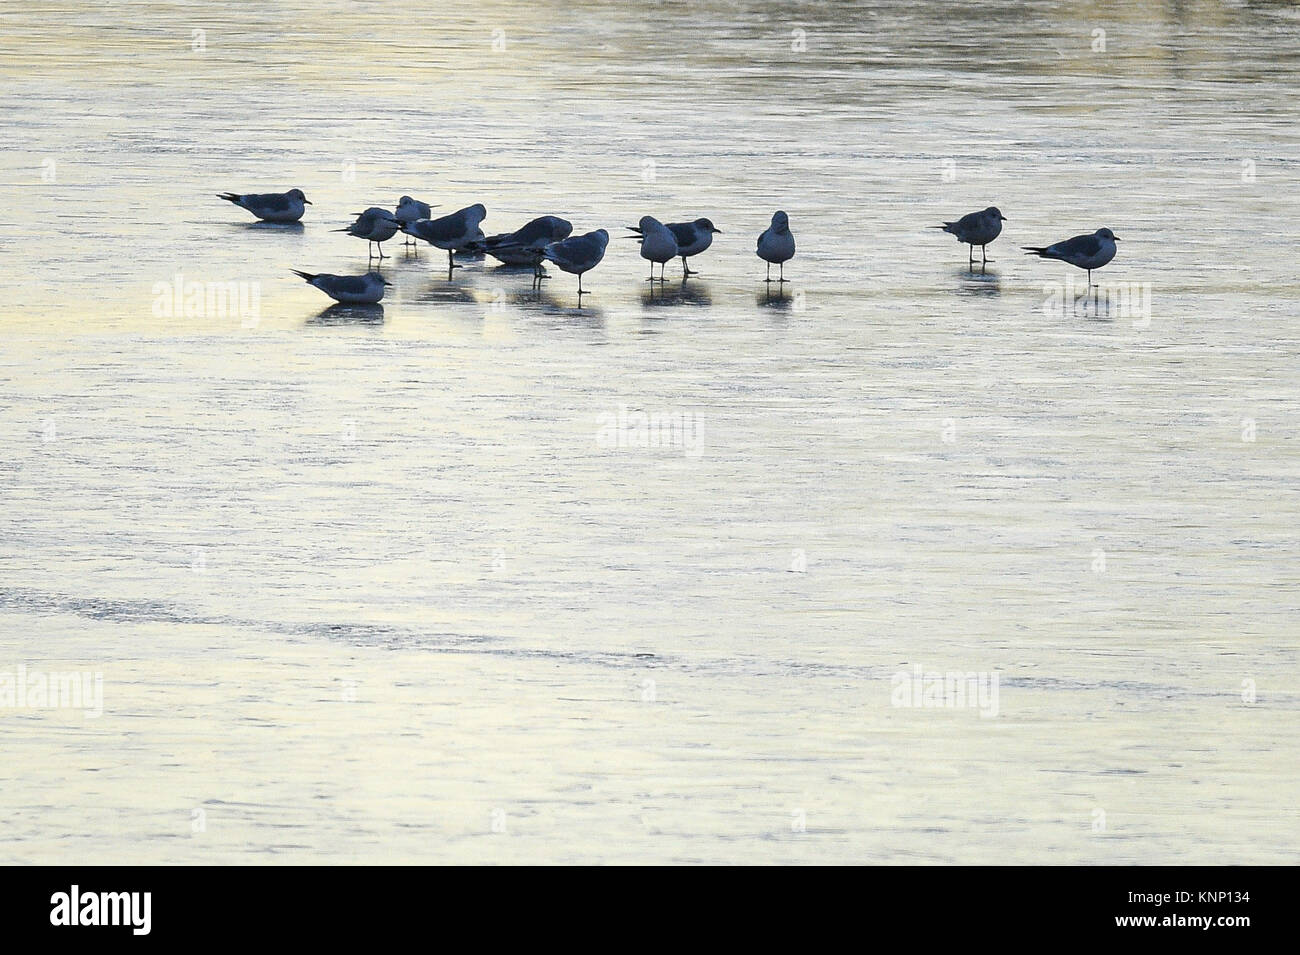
[323,275,371,296]
[667,222,697,246]
[1049,233,1102,259]
[249,193,291,212]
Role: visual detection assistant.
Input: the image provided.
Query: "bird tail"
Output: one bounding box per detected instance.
[1021,246,1052,257]
[290,270,317,283]
[330,227,352,233]
[217,193,241,204]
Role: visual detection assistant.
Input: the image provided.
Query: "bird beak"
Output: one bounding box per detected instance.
[713,228,723,233]
[1000,215,1007,221]
[303,199,312,205]
[1113,236,1121,241]
[382,279,393,287]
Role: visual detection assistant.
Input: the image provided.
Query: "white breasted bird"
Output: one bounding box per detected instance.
[290,270,391,304]
[395,196,436,246]
[935,206,1006,267]
[541,228,609,297]
[1022,228,1120,285]
[217,188,310,223]
[630,217,721,277]
[628,216,678,282]
[335,207,401,259]
[756,210,795,282]
[476,216,574,285]
[397,203,488,273]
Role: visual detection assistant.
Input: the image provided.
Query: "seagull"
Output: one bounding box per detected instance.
[1022,228,1120,285]
[477,216,574,284]
[756,210,795,282]
[627,216,678,281]
[395,196,436,246]
[216,188,310,223]
[629,218,721,277]
[290,270,391,304]
[397,203,488,273]
[540,229,609,297]
[935,206,1006,267]
[335,207,401,259]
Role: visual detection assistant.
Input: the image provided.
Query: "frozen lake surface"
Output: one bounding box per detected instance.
[1,0,1297,863]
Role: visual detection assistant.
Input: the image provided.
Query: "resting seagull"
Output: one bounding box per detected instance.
[335,207,401,259]
[395,196,436,247]
[1022,228,1120,285]
[629,218,721,277]
[935,206,1006,267]
[541,229,609,297]
[290,270,391,304]
[217,188,310,223]
[756,211,795,282]
[628,216,678,282]
[478,216,574,284]
[398,203,488,273]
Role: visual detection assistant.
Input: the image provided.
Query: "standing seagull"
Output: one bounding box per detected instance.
[395,196,436,247]
[336,207,401,259]
[217,188,310,223]
[398,203,488,274]
[629,218,721,277]
[1022,228,1120,285]
[289,270,391,304]
[479,216,574,285]
[935,206,1006,267]
[628,216,678,282]
[756,210,796,282]
[541,229,609,298]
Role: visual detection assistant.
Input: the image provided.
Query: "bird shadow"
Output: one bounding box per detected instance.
[306,303,384,326]
[410,282,478,306]
[757,285,794,309]
[641,280,713,308]
[521,291,607,326]
[956,266,1001,295]
[239,221,304,233]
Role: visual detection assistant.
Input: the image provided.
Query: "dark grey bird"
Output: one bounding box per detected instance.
[628,217,721,277]
[756,210,795,282]
[935,206,1006,267]
[395,195,437,247]
[474,216,574,284]
[1022,228,1120,285]
[627,216,679,282]
[397,203,488,272]
[217,188,310,223]
[540,229,609,296]
[334,207,400,259]
[290,270,391,304]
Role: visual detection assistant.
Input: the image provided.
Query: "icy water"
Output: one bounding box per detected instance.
[2,0,1298,863]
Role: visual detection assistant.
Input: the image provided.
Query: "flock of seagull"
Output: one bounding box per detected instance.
[217,190,1120,306]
